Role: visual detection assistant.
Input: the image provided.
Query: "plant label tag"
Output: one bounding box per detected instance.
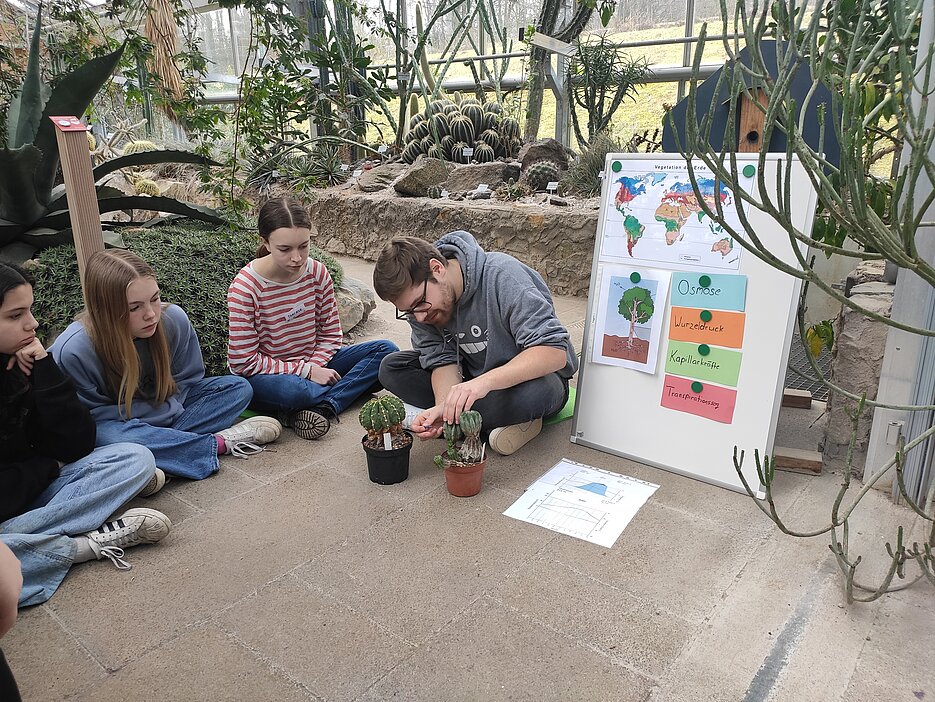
[353,169,363,178]
[477,183,489,192]
[546,181,558,193]
[598,170,605,179]
[340,164,349,171]
[441,189,449,197]
[377,144,388,154]
[383,432,392,451]
[462,147,474,157]
[398,72,410,82]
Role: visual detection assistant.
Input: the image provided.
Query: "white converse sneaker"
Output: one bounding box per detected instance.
[488,418,543,456]
[217,416,283,458]
[138,468,166,498]
[83,508,171,570]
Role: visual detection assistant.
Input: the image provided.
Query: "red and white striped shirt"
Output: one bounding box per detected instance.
[227,258,343,377]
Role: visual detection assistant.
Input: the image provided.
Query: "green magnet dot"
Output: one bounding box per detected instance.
[700,310,713,322]
[611,160,622,173]
[691,381,704,393]
[699,275,711,288]
[630,271,641,283]
[698,344,711,356]
[742,164,756,178]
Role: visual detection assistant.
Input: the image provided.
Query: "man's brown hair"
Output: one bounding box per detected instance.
[373,236,445,301]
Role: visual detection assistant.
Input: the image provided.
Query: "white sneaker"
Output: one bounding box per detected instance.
[401,402,427,431]
[138,468,166,497]
[83,508,172,570]
[217,416,283,458]
[488,418,543,456]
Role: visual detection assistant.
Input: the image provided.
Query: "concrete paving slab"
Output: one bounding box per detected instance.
[357,596,654,702]
[215,574,414,702]
[68,624,311,702]
[296,486,554,644]
[45,465,408,670]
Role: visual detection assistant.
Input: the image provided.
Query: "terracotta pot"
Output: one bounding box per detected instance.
[361,432,413,485]
[442,458,486,497]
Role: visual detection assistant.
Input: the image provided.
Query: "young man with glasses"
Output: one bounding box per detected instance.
[373,231,577,456]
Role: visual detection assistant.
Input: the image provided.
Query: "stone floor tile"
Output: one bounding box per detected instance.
[490,553,695,677]
[296,487,553,644]
[215,575,414,702]
[2,605,106,701]
[67,624,312,702]
[161,461,265,511]
[45,467,407,670]
[357,596,652,702]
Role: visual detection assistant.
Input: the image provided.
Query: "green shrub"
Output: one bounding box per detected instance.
[560,132,623,197]
[30,222,344,377]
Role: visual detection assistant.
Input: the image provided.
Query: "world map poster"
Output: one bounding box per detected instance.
[600,160,744,271]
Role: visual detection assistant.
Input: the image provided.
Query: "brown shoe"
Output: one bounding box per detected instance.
[488,418,543,456]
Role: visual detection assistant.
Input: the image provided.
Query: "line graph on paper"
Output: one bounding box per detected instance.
[504,459,659,547]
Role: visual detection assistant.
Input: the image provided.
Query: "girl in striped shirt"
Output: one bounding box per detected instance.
[227,198,397,439]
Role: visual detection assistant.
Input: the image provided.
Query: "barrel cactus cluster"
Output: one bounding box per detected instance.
[402,96,522,165]
[359,395,406,444]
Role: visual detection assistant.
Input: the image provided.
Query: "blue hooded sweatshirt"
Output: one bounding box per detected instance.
[409,231,578,380]
[50,304,207,427]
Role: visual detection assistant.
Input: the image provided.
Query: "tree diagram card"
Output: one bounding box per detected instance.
[591,265,670,374]
[600,159,744,271]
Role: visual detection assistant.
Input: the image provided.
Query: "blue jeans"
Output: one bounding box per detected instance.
[0,443,156,607]
[247,340,398,416]
[95,376,253,480]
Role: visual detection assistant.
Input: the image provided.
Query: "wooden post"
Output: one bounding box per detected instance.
[737,88,769,153]
[50,115,104,295]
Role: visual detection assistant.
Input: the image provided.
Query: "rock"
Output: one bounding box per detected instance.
[823,279,894,473]
[468,189,492,200]
[0,242,37,265]
[549,196,568,207]
[358,162,407,192]
[393,157,451,197]
[518,138,573,170]
[845,259,887,295]
[339,276,377,322]
[444,162,521,193]
[335,289,365,332]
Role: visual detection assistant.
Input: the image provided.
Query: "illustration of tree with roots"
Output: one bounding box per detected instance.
[619,286,654,348]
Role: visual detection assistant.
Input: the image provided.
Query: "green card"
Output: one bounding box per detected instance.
[664,340,742,387]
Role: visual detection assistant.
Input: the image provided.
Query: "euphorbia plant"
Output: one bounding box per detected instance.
[434,410,484,467]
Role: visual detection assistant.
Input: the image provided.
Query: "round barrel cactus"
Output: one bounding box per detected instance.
[359,396,406,441]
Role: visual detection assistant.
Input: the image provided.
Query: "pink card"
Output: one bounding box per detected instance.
[660,374,737,423]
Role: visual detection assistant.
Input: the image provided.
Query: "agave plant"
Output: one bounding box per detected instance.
[0,10,223,252]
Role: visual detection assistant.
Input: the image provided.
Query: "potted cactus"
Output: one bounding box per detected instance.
[433,410,486,497]
[359,395,413,485]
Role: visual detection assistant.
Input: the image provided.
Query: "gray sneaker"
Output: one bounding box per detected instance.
[138,468,166,498]
[217,416,283,457]
[488,418,543,456]
[83,508,172,570]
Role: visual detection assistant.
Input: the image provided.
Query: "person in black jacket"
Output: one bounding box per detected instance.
[0,262,172,606]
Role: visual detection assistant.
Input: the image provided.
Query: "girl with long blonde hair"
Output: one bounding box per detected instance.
[51,250,282,480]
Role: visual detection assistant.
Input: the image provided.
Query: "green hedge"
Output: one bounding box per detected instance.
[31,222,344,377]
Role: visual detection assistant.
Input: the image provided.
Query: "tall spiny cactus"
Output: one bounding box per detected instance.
[458,410,483,463]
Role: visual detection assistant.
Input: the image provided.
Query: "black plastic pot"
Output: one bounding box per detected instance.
[361,432,413,485]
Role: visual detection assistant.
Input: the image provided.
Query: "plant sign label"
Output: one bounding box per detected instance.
[441,189,450,197]
[477,183,489,193]
[598,170,605,179]
[398,72,410,82]
[462,147,474,157]
[353,169,363,178]
[340,164,349,171]
[546,180,559,193]
[383,432,392,451]
[377,144,388,154]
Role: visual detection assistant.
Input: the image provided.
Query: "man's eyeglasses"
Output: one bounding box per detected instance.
[395,278,432,320]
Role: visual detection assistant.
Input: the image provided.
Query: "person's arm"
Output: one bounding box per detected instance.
[50,324,125,422]
[27,354,96,462]
[227,275,306,377]
[0,542,22,637]
[307,262,343,368]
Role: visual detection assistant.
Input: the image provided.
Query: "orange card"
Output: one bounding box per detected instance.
[668,306,746,349]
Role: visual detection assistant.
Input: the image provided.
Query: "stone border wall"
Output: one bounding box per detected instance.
[309,190,599,296]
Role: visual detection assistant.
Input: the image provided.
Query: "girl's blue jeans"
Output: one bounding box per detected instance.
[95,375,253,480]
[0,443,156,607]
[247,340,398,416]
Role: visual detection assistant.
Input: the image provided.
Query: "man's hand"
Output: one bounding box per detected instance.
[442,376,492,423]
[412,406,444,441]
[306,365,341,385]
[6,337,47,376]
[0,543,22,638]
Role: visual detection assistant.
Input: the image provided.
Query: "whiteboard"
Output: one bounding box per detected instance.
[570,153,818,494]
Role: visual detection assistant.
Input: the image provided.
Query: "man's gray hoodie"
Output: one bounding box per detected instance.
[409,231,578,380]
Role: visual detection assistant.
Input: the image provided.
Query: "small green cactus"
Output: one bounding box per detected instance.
[122,140,158,155]
[359,395,406,444]
[523,160,561,192]
[434,410,485,467]
[133,178,161,196]
[426,184,443,199]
